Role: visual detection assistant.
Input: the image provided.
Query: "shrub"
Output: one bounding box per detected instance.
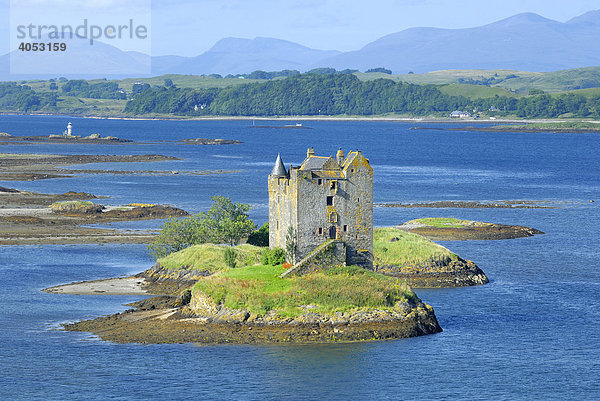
[224,247,237,268]
[261,247,286,265]
[247,222,268,247]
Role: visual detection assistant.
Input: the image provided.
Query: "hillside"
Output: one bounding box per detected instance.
[356,67,600,94]
[4,68,600,118]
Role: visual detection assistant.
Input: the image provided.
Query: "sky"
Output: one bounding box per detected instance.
[1,0,599,56]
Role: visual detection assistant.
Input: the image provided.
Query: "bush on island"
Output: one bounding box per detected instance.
[261,247,286,266]
[246,223,268,247]
[224,247,237,268]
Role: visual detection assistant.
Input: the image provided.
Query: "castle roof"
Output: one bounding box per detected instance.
[300,156,330,171]
[270,154,288,177]
[295,149,371,179]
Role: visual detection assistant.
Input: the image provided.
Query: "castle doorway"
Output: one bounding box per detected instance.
[328,226,337,239]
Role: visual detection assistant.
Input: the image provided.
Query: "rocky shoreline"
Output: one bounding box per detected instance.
[0,153,179,181]
[396,219,544,241]
[0,187,187,245]
[60,276,442,344]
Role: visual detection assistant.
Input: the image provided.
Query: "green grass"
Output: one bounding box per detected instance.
[157,243,263,273]
[192,264,416,317]
[438,83,518,99]
[405,217,475,228]
[373,227,458,266]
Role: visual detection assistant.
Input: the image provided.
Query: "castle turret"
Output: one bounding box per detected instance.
[271,153,288,177]
[307,147,315,158]
[336,148,345,166]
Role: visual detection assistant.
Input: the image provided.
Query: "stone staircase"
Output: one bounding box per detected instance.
[280,240,346,278]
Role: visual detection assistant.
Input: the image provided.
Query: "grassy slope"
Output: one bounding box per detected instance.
[193,264,415,317]
[157,243,263,273]
[160,227,454,275]
[373,227,458,266]
[357,67,600,95]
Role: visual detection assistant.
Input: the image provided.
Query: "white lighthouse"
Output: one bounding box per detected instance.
[66,122,72,136]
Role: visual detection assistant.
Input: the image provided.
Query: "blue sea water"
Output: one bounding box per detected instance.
[0,115,598,400]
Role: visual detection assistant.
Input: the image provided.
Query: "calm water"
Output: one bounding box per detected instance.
[0,115,598,400]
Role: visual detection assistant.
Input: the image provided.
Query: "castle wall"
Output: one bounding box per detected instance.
[339,155,373,267]
[269,150,373,268]
[295,170,332,261]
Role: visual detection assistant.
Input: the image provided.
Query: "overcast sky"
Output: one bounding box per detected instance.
[2,0,599,56]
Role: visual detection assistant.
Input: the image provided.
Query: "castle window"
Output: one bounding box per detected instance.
[318,227,323,235]
[318,179,322,185]
[330,181,336,190]
[350,168,354,173]
[357,198,360,203]
[328,212,338,223]
[326,196,334,206]
[343,225,348,232]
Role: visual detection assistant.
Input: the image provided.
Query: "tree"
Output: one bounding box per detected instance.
[147,196,256,258]
[366,67,392,74]
[164,78,174,87]
[205,196,256,245]
[49,82,58,90]
[147,214,209,258]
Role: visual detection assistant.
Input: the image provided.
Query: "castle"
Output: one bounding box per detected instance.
[268,148,373,269]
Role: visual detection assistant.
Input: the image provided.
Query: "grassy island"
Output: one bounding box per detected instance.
[191,264,416,318]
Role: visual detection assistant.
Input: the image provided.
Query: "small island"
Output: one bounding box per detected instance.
[54,149,500,344]
[61,242,442,344]
[396,217,544,241]
[0,189,188,245]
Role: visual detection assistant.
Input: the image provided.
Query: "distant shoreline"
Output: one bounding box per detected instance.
[2,111,596,125]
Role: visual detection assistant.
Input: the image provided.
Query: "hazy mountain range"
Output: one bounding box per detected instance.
[2,10,599,79]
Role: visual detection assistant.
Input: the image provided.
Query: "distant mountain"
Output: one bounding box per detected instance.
[1,10,599,80]
[312,10,600,73]
[0,36,153,80]
[155,37,340,75]
[0,36,338,79]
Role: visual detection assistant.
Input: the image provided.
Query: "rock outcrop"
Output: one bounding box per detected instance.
[374,256,489,288]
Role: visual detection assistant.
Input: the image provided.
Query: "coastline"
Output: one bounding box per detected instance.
[2,111,596,125]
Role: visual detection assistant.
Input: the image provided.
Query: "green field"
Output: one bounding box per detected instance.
[438,83,518,99]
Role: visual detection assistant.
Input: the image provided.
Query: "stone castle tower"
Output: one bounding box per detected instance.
[268,148,373,268]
